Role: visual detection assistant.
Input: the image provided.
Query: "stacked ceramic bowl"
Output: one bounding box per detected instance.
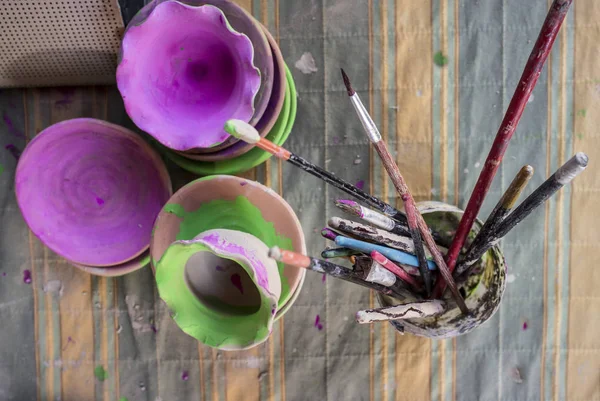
[117,0,296,175]
[15,118,173,276]
[150,175,306,350]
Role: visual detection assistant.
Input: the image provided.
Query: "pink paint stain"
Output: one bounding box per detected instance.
[3,112,25,139]
[215,265,226,272]
[23,270,32,284]
[314,314,323,330]
[181,371,189,381]
[322,274,326,283]
[62,336,75,351]
[1,272,6,277]
[55,87,76,107]
[332,136,341,145]
[230,273,244,294]
[95,197,105,206]
[355,180,365,190]
[5,144,21,160]
[240,181,247,186]
[522,321,528,330]
[150,324,158,333]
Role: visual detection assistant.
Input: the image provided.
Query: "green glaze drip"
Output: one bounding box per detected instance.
[162,196,293,308]
[94,365,107,381]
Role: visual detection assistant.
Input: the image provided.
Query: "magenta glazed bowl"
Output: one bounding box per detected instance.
[15,118,172,267]
[117,1,261,151]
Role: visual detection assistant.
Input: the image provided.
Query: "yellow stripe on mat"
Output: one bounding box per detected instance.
[394,1,433,400]
[567,0,600,399]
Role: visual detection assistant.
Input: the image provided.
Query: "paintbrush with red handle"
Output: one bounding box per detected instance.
[432,0,573,298]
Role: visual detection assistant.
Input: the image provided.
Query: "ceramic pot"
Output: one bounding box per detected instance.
[117,1,261,151]
[377,201,506,338]
[181,22,287,161]
[150,175,306,319]
[156,229,281,350]
[15,118,172,267]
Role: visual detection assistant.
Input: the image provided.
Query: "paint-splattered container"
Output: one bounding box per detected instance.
[150,175,306,320]
[156,229,281,350]
[378,201,506,339]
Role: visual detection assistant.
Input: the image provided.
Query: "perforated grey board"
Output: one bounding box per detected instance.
[0,0,124,88]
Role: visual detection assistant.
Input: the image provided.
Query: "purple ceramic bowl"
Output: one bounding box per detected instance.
[179,23,286,162]
[117,1,261,151]
[15,118,172,267]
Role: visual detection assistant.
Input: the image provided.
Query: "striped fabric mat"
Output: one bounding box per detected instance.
[0,0,598,400]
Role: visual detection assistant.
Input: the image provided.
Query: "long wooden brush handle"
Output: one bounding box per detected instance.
[284,151,408,223]
[373,141,468,314]
[436,0,573,298]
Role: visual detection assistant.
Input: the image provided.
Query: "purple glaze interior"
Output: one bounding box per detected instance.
[15,118,172,267]
[117,2,260,151]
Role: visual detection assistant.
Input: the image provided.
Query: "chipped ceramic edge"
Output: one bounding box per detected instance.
[189,228,282,301]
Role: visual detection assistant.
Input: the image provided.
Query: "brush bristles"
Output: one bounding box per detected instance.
[224,119,260,144]
[334,199,362,217]
[340,68,355,96]
[268,246,283,261]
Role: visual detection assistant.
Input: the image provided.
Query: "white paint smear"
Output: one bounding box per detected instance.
[506,274,516,283]
[295,52,318,74]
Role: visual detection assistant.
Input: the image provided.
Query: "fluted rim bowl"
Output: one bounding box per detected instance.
[117,1,261,151]
[15,118,172,267]
[178,22,287,162]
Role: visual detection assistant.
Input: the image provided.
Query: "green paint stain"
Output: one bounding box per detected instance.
[94,365,107,381]
[163,196,293,308]
[156,238,274,349]
[119,398,129,401]
[0,164,4,175]
[577,109,587,117]
[433,51,449,67]
[577,132,584,140]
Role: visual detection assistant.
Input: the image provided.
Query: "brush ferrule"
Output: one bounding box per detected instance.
[350,93,382,142]
[360,206,396,231]
[364,261,397,287]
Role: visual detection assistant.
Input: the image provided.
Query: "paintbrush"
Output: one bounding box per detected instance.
[355,300,446,324]
[321,228,341,242]
[268,247,410,300]
[433,0,574,298]
[328,216,447,257]
[334,234,437,270]
[453,165,533,277]
[341,68,433,296]
[334,199,449,246]
[458,152,587,273]
[321,247,362,259]
[370,251,423,291]
[223,120,408,225]
[341,68,467,313]
[329,216,416,253]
